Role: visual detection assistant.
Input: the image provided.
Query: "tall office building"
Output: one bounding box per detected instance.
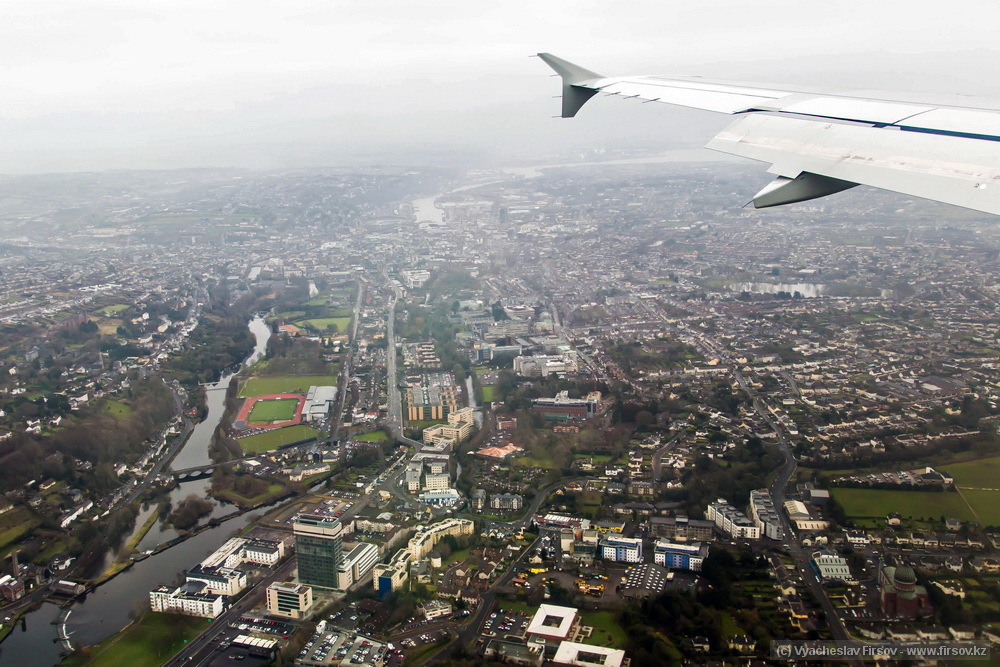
[293,514,344,589]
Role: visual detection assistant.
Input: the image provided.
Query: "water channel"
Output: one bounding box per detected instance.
[0,317,271,665]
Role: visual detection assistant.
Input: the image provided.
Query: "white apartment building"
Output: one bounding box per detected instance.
[150,584,224,618]
[706,499,760,540]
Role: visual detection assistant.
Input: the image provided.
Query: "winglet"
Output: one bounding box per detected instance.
[537,53,604,118]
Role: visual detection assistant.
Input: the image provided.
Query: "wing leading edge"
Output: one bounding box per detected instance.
[538,52,1000,215]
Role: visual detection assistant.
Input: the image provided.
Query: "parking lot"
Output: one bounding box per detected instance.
[398,629,449,649]
[481,608,528,639]
[236,615,295,639]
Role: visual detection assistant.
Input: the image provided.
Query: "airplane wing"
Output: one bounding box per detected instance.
[538,52,1000,215]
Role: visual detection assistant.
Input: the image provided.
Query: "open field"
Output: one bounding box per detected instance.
[801,450,996,482]
[480,385,495,402]
[239,424,320,453]
[96,320,121,335]
[247,398,300,422]
[354,430,389,442]
[239,375,338,397]
[958,489,1000,527]
[515,453,558,470]
[0,507,39,551]
[833,488,975,522]
[99,399,132,419]
[214,483,287,507]
[96,304,130,315]
[945,455,1000,489]
[63,611,209,667]
[296,317,351,332]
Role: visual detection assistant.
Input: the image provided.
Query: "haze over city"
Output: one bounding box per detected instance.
[3,0,1000,172]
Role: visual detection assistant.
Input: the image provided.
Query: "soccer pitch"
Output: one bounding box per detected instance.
[247,398,299,422]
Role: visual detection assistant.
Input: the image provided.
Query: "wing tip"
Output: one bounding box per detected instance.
[537,53,604,118]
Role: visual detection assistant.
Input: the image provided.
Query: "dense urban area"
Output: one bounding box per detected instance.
[0,156,998,665]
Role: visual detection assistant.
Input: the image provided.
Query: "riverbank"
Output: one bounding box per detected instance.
[61,610,209,667]
[90,507,161,586]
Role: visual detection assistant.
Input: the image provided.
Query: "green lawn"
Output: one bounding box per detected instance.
[480,386,495,402]
[100,400,132,419]
[959,489,1000,527]
[239,375,338,397]
[447,548,471,565]
[718,611,745,638]
[575,453,614,464]
[580,611,629,647]
[214,483,286,506]
[496,600,536,615]
[96,304,130,315]
[354,430,389,442]
[273,310,306,321]
[247,398,300,422]
[62,611,209,666]
[295,317,351,333]
[239,424,320,453]
[833,488,975,522]
[409,420,446,428]
[515,453,558,470]
[0,507,40,550]
[946,455,1000,489]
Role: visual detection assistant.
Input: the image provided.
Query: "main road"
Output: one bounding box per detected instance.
[733,364,851,642]
[330,280,366,443]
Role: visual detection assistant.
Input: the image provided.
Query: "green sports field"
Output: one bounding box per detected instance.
[239,424,320,453]
[958,489,1000,527]
[295,317,351,332]
[944,455,1000,489]
[247,398,299,422]
[832,488,975,522]
[239,375,338,397]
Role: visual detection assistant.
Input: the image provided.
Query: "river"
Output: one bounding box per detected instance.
[0,317,270,665]
[411,150,739,225]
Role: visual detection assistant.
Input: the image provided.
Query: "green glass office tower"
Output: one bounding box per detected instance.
[293,514,343,589]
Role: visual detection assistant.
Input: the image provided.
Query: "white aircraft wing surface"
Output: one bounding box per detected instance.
[538,52,1000,215]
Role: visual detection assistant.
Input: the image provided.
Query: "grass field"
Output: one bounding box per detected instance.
[239,375,338,397]
[580,611,629,647]
[718,611,745,638]
[496,600,535,614]
[247,398,299,422]
[239,424,320,453]
[354,430,389,442]
[958,489,1000,527]
[63,611,209,667]
[409,420,446,428]
[97,304,130,315]
[945,455,1000,489]
[100,399,132,419]
[480,385,495,402]
[214,483,286,506]
[516,453,558,470]
[97,320,121,335]
[833,488,975,522]
[0,506,39,551]
[296,317,351,332]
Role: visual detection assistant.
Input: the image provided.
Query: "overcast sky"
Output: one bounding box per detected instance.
[3,0,1000,173]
